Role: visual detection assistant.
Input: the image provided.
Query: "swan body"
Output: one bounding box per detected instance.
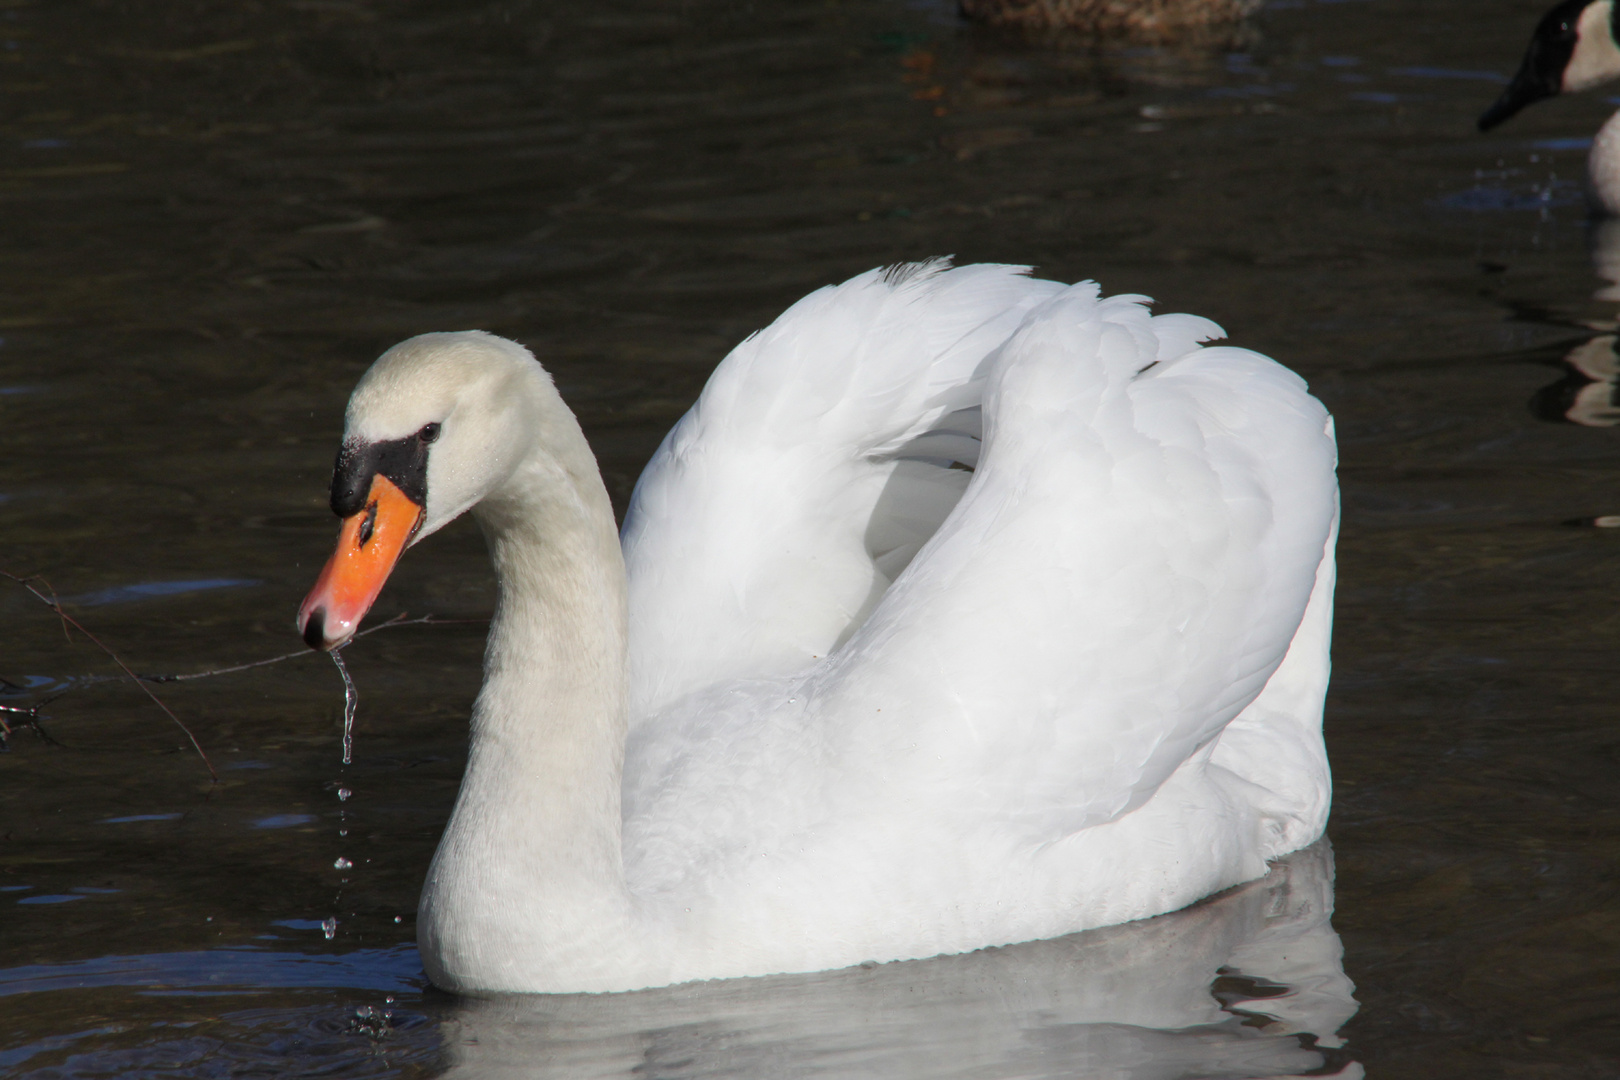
[1481,0,1620,215]
[297,260,1339,994]
[435,843,1357,1079]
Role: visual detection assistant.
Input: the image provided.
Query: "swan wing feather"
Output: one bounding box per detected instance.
[621,260,1064,720]
[813,283,1337,838]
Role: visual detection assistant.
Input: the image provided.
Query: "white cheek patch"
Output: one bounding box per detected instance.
[1565,0,1620,92]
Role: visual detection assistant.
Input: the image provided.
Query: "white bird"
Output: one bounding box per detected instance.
[1480,0,1620,214]
[297,260,1340,995]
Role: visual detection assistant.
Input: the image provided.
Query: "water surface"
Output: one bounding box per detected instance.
[3,0,1619,1075]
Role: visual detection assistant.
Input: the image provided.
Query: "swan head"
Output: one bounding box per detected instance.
[1480,0,1620,130]
[297,330,550,651]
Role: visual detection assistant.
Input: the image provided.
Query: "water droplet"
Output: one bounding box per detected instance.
[337,787,351,801]
[393,915,402,924]
[348,1004,392,1040]
[334,857,353,870]
[321,916,337,940]
[339,829,348,837]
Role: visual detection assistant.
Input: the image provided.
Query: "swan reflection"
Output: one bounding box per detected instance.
[434,841,1358,1080]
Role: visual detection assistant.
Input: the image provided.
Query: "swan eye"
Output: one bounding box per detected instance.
[419,422,441,444]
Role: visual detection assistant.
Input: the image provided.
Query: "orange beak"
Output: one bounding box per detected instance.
[297,473,424,651]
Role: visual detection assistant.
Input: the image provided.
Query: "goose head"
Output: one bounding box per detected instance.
[296,331,552,651]
[1481,0,1620,130]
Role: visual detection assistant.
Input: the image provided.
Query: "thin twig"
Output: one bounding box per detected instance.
[6,569,484,772]
[138,613,483,683]
[3,569,218,781]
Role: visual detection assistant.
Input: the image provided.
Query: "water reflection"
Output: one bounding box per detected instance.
[1529,333,1620,427]
[0,944,421,999]
[435,842,1357,1080]
[0,843,1354,1077]
[1529,221,1620,427]
[1587,217,1620,301]
[59,578,261,608]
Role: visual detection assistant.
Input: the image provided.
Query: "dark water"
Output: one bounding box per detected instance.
[3,0,1619,1075]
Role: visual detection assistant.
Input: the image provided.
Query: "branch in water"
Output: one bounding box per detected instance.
[138,614,485,683]
[0,696,65,750]
[1,569,218,781]
[4,566,485,775]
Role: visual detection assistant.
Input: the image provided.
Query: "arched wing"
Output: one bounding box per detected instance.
[809,283,1339,837]
[620,261,1065,721]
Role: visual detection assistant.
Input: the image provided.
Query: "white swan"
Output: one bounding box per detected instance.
[1480,0,1620,214]
[297,260,1339,995]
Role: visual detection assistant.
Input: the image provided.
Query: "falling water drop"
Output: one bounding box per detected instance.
[321,917,337,940]
[330,649,358,765]
[334,856,353,870]
[337,787,351,801]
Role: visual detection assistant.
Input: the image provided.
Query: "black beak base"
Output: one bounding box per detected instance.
[330,433,431,517]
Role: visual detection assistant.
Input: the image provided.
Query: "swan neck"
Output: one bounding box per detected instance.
[420,408,636,992]
[473,443,629,862]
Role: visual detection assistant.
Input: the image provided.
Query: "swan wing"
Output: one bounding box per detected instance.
[619,276,1335,960]
[621,260,1064,721]
[812,281,1339,838]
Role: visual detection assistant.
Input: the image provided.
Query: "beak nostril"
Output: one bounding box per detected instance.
[357,501,379,548]
[303,610,329,651]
